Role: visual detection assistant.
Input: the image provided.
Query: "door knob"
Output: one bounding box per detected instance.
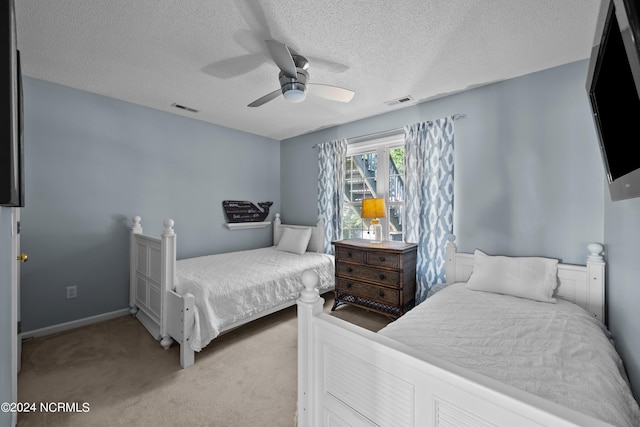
[17,253,28,263]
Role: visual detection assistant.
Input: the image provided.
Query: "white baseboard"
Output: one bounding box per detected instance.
[20,308,130,340]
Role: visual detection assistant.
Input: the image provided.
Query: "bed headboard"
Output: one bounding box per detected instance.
[444,235,606,323]
[273,213,326,253]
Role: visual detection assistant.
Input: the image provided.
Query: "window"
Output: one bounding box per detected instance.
[342,134,406,241]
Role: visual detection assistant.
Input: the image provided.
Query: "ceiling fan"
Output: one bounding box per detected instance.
[248,40,355,108]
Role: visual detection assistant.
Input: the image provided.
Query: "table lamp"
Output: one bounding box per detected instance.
[361,198,385,243]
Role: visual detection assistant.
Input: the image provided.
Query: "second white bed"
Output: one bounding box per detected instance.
[176,246,334,351]
[130,214,335,368]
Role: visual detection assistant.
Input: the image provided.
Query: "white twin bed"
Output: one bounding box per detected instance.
[297,236,640,426]
[129,213,334,368]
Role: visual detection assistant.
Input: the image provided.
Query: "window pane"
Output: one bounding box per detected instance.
[344,152,377,201]
[388,147,405,202]
[389,147,405,174]
[388,205,404,241]
[389,175,404,202]
[342,205,365,239]
[344,157,361,203]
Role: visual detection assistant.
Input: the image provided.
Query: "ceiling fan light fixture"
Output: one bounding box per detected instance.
[283,88,307,103]
[279,67,309,104]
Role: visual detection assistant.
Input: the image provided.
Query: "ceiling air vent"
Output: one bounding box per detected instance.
[385,96,414,107]
[171,103,199,113]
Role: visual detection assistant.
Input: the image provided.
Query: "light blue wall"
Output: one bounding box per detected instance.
[282,60,604,264]
[20,77,280,332]
[0,208,13,427]
[605,196,640,396]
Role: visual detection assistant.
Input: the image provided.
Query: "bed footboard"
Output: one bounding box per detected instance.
[130,217,164,340]
[130,217,197,368]
[297,270,610,427]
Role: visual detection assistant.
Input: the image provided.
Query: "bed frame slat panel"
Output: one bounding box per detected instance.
[148,286,161,319]
[325,344,415,426]
[435,398,496,427]
[133,239,162,324]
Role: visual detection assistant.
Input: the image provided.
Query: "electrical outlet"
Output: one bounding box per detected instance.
[66,285,77,299]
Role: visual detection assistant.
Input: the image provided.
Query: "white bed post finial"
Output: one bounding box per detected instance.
[132,216,142,234]
[300,269,320,303]
[587,243,604,261]
[163,219,175,236]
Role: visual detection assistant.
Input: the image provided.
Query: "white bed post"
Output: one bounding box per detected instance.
[297,269,323,427]
[160,219,176,350]
[316,215,325,253]
[157,219,196,368]
[316,214,324,236]
[129,216,143,315]
[586,243,606,323]
[273,213,282,244]
[445,234,457,285]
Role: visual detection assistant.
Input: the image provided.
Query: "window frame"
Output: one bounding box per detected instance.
[344,132,405,241]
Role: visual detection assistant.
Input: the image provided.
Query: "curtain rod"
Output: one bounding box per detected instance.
[312,113,466,148]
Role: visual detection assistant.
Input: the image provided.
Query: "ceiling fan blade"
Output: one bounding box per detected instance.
[307,56,350,73]
[248,88,282,107]
[265,40,297,78]
[308,84,355,103]
[201,54,266,79]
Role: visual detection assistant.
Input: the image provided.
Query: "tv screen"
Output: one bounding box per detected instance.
[587,0,640,201]
[0,0,23,207]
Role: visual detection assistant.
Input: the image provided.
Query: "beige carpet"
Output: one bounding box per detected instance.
[17,295,391,427]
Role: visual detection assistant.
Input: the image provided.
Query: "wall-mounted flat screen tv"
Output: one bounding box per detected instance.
[0,0,23,207]
[587,0,640,201]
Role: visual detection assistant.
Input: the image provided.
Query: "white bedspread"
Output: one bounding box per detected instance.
[378,283,640,427]
[175,246,334,352]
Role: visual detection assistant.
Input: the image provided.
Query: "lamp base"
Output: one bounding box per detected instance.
[368,220,383,243]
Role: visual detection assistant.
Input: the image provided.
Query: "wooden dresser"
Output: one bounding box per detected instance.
[332,239,418,319]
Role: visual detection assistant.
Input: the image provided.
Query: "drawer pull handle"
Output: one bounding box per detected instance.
[379,274,385,280]
[346,283,352,288]
[379,256,386,262]
[347,267,353,273]
[347,252,352,257]
[378,291,385,297]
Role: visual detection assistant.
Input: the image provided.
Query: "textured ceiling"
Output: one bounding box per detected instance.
[15,0,601,140]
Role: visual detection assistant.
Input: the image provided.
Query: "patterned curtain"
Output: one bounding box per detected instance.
[317,139,347,254]
[404,118,454,303]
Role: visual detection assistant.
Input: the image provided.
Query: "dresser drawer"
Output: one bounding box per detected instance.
[366,251,400,269]
[335,246,366,264]
[336,278,399,306]
[336,262,400,288]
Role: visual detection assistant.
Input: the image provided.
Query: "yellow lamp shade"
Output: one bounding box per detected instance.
[361,198,386,219]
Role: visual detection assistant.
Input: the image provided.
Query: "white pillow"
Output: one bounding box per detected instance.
[466,249,559,303]
[276,227,312,255]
